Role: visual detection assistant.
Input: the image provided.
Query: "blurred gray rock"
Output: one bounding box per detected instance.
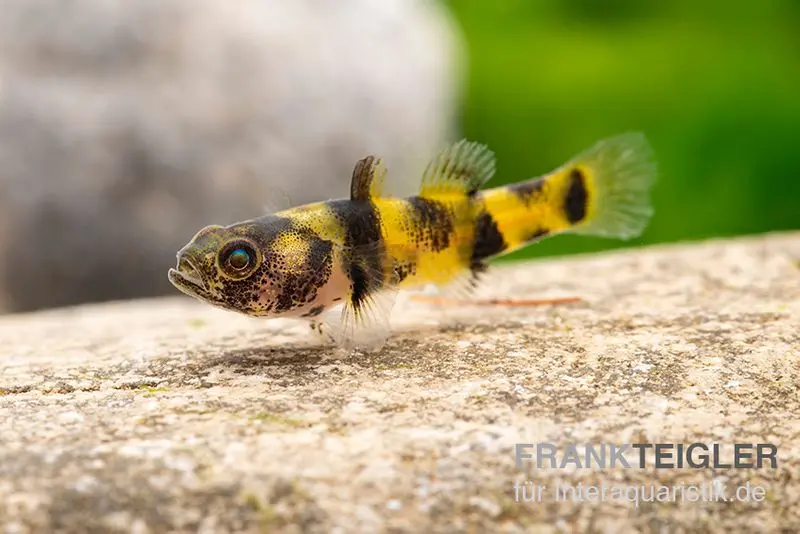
[0,0,463,312]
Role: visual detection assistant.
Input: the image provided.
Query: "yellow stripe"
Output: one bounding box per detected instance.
[479,165,591,253]
[374,197,474,287]
[278,202,348,244]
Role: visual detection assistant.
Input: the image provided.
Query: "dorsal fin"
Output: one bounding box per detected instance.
[419,139,496,198]
[350,155,387,201]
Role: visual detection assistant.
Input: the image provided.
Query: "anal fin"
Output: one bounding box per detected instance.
[423,260,487,303]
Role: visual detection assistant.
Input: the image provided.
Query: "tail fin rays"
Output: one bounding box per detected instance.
[566,132,657,240]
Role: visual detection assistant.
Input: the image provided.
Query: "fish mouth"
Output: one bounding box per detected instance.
[168,268,206,295]
[168,257,210,298]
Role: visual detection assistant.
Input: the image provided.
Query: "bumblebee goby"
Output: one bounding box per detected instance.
[169,133,657,349]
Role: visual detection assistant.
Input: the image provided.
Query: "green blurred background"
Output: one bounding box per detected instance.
[447,0,800,261]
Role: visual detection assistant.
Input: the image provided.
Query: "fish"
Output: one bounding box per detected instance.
[168,133,656,349]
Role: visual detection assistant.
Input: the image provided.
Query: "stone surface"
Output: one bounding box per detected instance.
[0,231,798,533]
[0,0,460,313]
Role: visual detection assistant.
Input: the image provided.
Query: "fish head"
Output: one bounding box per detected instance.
[168,218,335,317]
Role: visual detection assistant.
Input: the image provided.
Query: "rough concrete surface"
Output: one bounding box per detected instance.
[0,231,798,533]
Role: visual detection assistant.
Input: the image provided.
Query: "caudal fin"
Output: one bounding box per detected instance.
[563,132,657,240]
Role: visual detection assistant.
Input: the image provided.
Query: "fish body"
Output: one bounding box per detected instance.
[169,133,656,348]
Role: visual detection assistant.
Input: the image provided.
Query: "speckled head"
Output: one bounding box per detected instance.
[168,216,336,317]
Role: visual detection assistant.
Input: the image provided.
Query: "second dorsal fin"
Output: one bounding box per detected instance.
[419,139,496,198]
[350,155,387,201]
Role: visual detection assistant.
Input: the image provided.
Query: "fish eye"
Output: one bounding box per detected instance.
[219,240,259,278]
[228,248,250,270]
